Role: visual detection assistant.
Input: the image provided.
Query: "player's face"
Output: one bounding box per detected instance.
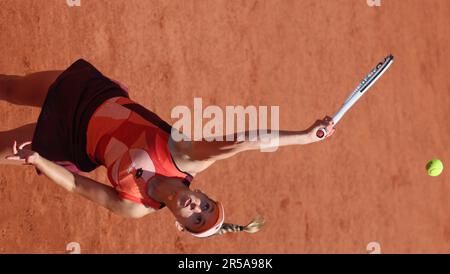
[174,190,220,233]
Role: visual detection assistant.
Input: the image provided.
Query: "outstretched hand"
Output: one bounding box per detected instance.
[305,116,336,143]
[4,140,40,165]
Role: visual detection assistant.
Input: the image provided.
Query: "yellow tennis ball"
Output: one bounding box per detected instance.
[426,159,444,177]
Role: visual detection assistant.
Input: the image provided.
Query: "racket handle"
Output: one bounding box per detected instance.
[316,128,327,139]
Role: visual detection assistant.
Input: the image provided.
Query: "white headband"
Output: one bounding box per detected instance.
[190,202,225,238]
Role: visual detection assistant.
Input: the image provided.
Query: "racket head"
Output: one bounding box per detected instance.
[332,54,394,124]
[355,54,394,96]
[342,54,394,105]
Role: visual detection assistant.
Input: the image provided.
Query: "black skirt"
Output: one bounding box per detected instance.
[31,59,129,172]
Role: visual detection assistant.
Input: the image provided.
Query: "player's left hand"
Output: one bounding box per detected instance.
[4,140,40,165]
[305,116,336,143]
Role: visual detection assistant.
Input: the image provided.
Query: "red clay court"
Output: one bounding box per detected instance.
[0,0,449,253]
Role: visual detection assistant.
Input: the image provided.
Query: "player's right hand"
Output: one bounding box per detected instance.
[305,116,336,143]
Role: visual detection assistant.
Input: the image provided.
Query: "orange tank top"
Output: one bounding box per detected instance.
[86,96,192,209]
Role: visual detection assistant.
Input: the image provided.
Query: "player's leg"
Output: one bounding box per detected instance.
[0,70,63,108]
[0,123,37,166]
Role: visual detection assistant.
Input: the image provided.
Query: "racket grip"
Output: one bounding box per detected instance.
[316,128,327,139]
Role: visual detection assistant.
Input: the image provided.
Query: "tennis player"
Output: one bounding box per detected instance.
[0,59,335,238]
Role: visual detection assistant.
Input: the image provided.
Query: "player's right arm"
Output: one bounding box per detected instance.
[169,117,336,175]
[5,141,154,218]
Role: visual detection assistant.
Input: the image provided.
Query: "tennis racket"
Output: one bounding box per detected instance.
[317,54,394,138]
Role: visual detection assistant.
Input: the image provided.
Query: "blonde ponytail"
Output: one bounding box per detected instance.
[215,215,265,236]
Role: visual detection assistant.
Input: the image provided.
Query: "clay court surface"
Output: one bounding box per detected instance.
[0,0,449,253]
